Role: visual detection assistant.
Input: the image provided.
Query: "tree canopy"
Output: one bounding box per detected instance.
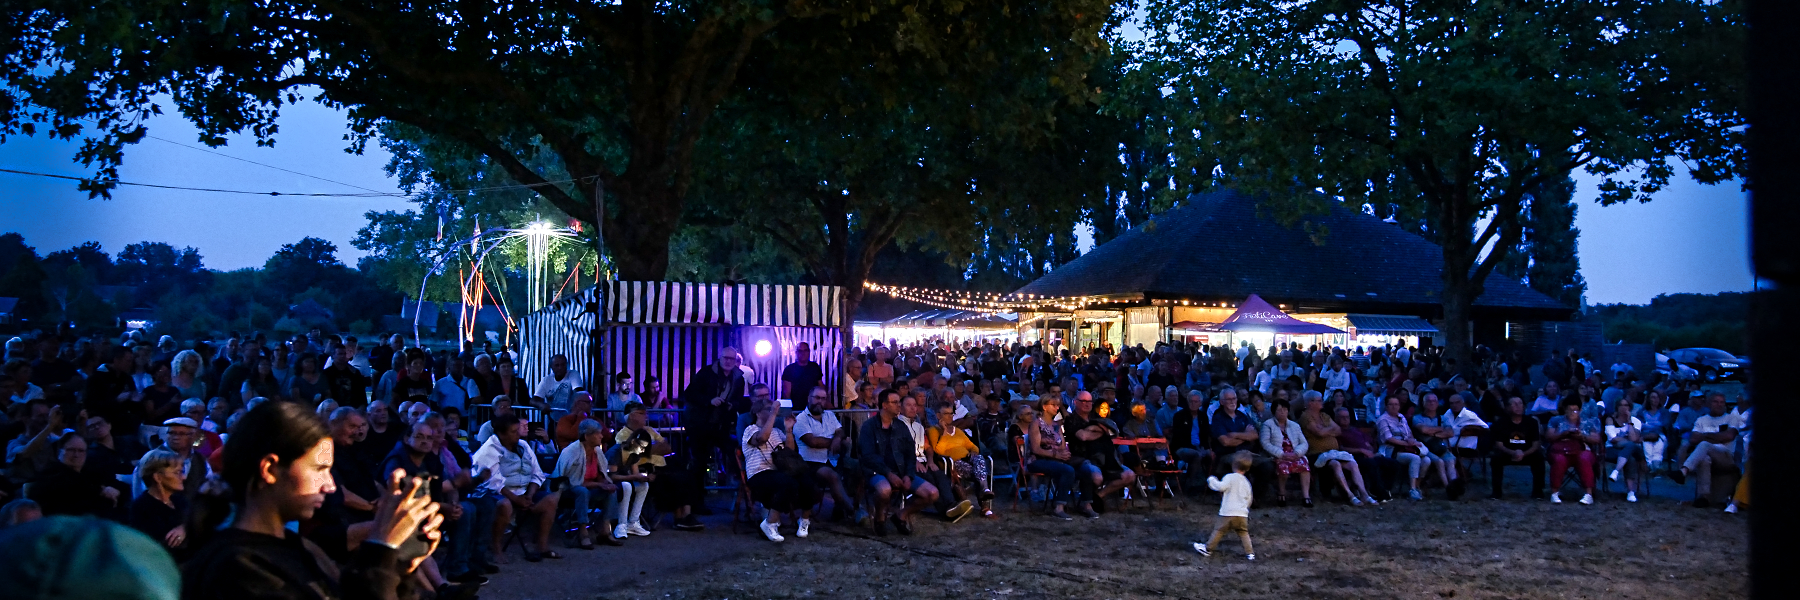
[1135,0,1745,366]
[1,0,1116,281]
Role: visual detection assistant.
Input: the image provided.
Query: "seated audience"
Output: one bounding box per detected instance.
[31,434,125,518]
[743,396,813,542]
[1065,391,1134,517]
[551,418,620,547]
[1544,402,1602,505]
[794,387,857,520]
[1335,406,1395,502]
[930,403,995,518]
[1376,395,1442,500]
[1488,397,1547,500]
[1604,398,1646,503]
[1168,390,1213,488]
[1299,392,1375,505]
[1017,398,1077,521]
[472,414,561,562]
[182,401,443,600]
[1258,400,1311,507]
[128,449,189,552]
[1410,393,1463,499]
[1668,392,1743,508]
[1211,388,1275,503]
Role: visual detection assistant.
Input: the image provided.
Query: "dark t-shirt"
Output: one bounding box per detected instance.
[380,443,446,482]
[84,368,141,429]
[324,366,370,407]
[1491,416,1542,453]
[1210,409,1259,453]
[392,374,434,406]
[780,361,824,404]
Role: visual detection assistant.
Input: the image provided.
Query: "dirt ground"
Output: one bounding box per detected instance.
[476,482,1748,600]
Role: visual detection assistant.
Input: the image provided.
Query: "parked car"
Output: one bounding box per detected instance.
[1661,348,1750,382]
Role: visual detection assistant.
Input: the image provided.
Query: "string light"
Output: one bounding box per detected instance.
[863,282,1109,313]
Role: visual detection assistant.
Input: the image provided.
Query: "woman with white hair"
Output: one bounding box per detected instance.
[130,448,189,549]
[170,350,207,402]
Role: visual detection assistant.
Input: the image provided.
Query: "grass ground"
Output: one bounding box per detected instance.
[480,485,1747,600]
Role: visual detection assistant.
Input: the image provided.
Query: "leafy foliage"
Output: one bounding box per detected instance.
[0,232,398,337]
[1134,0,1746,367]
[1589,292,1748,353]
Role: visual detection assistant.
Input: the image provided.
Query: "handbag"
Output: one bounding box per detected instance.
[770,437,808,476]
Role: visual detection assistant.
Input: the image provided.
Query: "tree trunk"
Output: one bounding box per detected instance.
[840,284,864,355]
[602,179,684,280]
[1439,279,1475,380]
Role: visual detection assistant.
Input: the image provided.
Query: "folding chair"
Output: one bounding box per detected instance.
[1132,439,1187,510]
[1012,435,1058,514]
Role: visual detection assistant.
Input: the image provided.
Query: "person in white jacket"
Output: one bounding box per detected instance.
[1194,452,1256,560]
[1260,402,1311,507]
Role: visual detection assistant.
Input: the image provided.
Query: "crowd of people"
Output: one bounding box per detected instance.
[0,327,1754,598]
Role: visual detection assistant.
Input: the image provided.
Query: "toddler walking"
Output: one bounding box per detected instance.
[1193,452,1255,560]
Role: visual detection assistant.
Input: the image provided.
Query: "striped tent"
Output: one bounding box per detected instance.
[521,282,845,406]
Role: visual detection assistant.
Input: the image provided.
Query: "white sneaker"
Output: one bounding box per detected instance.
[1724,502,1739,514]
[796,519,811,538]
[1610,469,1621,482]
[1579,493,1594,505]
[1245,554,1256,561]
[1550,493,1563,504]
[1192,542,1211,557]
[1350,496,1364,507]
[626,523,652,537]
[1364,495,1381,506]
[1627,492,1638,503]
[759,520,785,543]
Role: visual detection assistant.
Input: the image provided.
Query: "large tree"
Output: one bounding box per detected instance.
[0,0,1098,281]
[1138,0,1745,369]
[685,0,1117,345]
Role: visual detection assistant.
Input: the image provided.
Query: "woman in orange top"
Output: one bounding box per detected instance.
[928,404,996,518]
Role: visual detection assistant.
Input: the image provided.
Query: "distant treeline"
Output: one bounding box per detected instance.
[1588,292,1748,354]
[0,233,399,338]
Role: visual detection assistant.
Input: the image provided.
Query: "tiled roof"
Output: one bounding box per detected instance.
[1016,191,1570,316]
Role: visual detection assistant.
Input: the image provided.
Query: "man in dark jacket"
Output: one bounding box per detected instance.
[1168,390,1214,488]
[858,390,936,536]
[679,347,746,487]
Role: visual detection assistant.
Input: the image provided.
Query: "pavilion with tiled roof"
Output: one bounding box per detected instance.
[1013,191,1573,349]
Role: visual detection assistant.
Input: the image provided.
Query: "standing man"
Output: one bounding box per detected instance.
[679,347,746,487]
[780,342,824,413]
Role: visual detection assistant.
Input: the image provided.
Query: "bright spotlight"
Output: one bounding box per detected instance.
[754,340,773,357]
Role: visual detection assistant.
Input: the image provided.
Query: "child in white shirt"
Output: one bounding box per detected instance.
[1194,451,1256,560]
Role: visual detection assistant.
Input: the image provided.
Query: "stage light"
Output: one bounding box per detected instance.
[754,340,773,357]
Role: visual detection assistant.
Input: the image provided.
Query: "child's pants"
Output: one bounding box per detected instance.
[1206,516,1254,555]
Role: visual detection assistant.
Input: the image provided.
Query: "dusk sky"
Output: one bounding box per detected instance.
[0,98,1753,306]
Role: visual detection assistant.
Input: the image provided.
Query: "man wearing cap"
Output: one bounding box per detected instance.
[134,417,209,499]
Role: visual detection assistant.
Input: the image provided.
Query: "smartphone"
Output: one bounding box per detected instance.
[395,475,440,562]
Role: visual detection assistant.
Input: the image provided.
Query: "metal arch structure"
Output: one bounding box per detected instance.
[411,222,578,349]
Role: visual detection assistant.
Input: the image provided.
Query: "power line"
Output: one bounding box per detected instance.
[0,166,594,198]
[137,132,389,193]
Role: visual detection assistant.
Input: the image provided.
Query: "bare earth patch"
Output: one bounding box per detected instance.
[479,494,1746,600]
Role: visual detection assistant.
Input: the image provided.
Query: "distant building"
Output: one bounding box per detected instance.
[1012,191,1572,351]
